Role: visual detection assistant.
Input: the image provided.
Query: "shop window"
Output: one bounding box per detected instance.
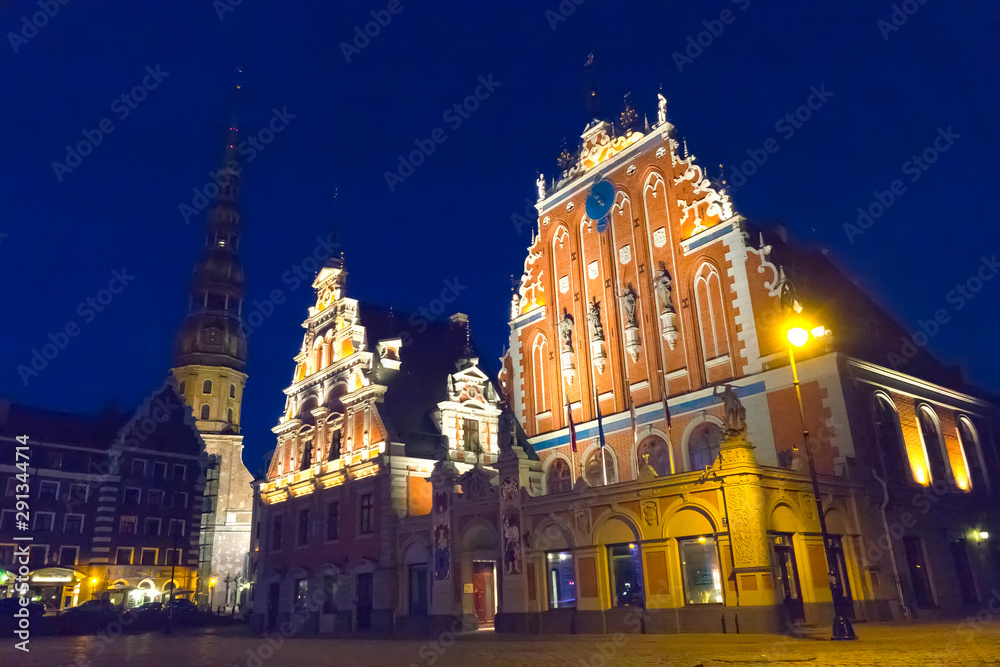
[546,551,576,609]
[903,536,935,609]
[608,544,644,608]
[679,537,723,605]
[323,575,338,614]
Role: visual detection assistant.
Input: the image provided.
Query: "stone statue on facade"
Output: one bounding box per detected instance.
[536,173,546,201]
[498,407,516,453]
[619,287,638,328]
[714,384,747,435]
[653,263,674,314]
[657,93,667,125]
[587,299,604,341]
[558,311,574,353]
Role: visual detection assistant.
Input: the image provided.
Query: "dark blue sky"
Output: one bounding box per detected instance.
[2,1,998,473]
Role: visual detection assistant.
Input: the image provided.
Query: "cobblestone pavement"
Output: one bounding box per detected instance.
[3,622,999,666]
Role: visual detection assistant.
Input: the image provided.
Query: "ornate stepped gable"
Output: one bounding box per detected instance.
[260,259,504,501]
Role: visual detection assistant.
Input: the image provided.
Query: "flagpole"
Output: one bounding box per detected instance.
[595,384,608,486]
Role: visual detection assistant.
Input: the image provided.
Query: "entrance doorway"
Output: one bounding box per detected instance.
[772,536,804,622]
[472,561,497,626]
[355,573,374,630]
[266,583,279,632]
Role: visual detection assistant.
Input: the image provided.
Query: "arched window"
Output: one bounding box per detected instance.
[200,404,210,420]
[230,384,236,398]
[693,263,730,362]
[872,394,908,480]
[585,449,617,486]
[227,408,234,423]
[178,381,185,395]
[637,436,672,477]
[957,417,985,492]
[532,334,549,414]
[203,379,212,394]
[917,406,948,484]
[689,423,723,471]
[547,458,573,494]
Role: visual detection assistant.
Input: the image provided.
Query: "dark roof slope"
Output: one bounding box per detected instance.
[0,400,126,450]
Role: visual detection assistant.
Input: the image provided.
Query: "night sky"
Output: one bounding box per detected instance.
[2,1,998,473]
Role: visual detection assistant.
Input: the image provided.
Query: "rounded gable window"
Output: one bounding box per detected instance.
[203,380,213,394]
[546,458,572,494]
[688,423,723,471]
[228,408,234,423]
[229,384,236,398]
[200,404,210,420]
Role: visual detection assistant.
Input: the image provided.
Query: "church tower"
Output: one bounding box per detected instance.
[172,118,254,611]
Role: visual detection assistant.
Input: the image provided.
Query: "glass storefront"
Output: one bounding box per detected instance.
[679,537,723,605]
[546,551,576,609]
[608,544,644,608]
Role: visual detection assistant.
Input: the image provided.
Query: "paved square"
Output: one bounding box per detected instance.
[3,622,999,666]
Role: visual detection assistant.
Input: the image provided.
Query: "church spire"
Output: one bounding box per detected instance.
[174,75,247,372]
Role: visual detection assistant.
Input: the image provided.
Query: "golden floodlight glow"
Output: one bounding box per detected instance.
[810,326,826,338]
[90,578,98,585]
[786,327,810,348]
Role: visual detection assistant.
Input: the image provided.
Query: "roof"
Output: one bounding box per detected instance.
[0,400,126,450]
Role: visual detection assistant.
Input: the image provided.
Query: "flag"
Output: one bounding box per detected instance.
[594,386,608,485]
[567,400,577,453]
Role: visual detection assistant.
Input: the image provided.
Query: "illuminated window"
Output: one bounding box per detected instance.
[609,544,644,608]
[957,417,986,492]
[872,394,911,481]
[689,423,723,471]
[679,537,723,605]
[917,406,948,485]
[547,551,576,609]
[546,458,573,494]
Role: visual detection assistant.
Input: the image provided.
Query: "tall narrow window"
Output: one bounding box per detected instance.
[872,394,909,481]
[271,515,283,551]
[228,408,234,423]
[359,493,374,535]
[297,509,309,546]
[693,263,731,363]
[689,423,723,471]
[532,335,549,414]
[329,429,342,460]
[200,404,210,420]
[230,384,236,398]
[326,502,340,540]
[409,564,429,616]
[463,418,480,452]
[903,536,935,608]
[203,379,213,394]
[957,417,986,492]
[546,551,576,609]
[917,406,948,485]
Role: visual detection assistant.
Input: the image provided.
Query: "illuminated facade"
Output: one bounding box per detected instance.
[171,123,254,610]
[249,92,998,636]
[250,259,503,633]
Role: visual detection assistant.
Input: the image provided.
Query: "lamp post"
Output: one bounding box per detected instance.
[786,325,857,641]
[164,533,178,635]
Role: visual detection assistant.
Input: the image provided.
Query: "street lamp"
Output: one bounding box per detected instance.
[786,323,858,641]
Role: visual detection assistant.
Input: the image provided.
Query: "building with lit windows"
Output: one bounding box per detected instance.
[0,386,206,611]
[251,91,999,636]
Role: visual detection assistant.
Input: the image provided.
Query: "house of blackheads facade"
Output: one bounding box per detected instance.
[249,92,999,636]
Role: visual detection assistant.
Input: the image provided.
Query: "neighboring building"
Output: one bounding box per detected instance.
[250,257,506,633]
[0,385,206,610]
[171,121,255,611]
[250,89,998,636]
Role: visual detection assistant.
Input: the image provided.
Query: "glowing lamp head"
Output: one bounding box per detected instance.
[90,578,98,585]
[210,578,217,586]
[979,530,990,541]
[786,327,810,348]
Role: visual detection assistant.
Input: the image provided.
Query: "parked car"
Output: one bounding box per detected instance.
[0,597,45,637]
[59,600,122,635]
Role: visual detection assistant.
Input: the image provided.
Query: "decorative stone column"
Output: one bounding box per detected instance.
[428,458,463,632]
[718,430,781,633]
[495,442,532,633]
